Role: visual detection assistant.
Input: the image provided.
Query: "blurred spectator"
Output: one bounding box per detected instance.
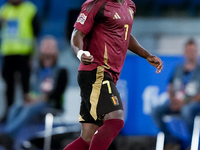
[0,36,68,150]
[151,39,200,150]
[0,0,40,121]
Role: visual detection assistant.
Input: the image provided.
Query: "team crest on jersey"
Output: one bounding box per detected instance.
[111,96,119,106]
[77,13,87,25]
[129,8,134,20]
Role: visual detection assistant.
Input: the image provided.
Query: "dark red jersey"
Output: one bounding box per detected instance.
[74,0,136,83]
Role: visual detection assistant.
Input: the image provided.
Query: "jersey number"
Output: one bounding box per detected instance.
[103,80,112,94]
[124,24,129,40]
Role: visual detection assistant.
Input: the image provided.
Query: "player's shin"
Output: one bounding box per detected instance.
[89,119,124,150]
[63,136,90,150]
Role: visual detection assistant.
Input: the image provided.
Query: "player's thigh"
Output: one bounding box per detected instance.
[81,123,99,143]
[97,77,124,119]
[103,109,124,121]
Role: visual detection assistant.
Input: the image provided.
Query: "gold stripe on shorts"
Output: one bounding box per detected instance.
[79,114,85,122]
[90,66,104,120]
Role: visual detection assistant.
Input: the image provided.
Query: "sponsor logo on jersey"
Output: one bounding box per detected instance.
[111,96,119,106]
[113,12,121,19]
[129,8,134,19]
[77,13,87,25]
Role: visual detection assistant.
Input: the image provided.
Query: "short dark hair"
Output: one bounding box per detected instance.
[185,38,196,47]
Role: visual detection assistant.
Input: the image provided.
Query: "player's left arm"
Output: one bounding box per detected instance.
[128,34,163,74]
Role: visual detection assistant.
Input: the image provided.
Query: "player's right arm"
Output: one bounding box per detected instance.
[70,0,103,65]
[70,28,94,65]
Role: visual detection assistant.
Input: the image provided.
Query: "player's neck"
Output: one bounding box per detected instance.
[115,0,124,4]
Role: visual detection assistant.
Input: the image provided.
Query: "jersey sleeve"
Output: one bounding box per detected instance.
[127,0,136,15]
[74,0,104,34]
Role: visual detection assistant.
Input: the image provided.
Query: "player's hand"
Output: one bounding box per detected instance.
[81,53,94,65]
[147,55,163,74]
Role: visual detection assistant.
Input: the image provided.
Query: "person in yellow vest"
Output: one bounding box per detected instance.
[0,0,40,122]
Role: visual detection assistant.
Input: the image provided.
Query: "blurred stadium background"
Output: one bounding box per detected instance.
[0,0,200,149]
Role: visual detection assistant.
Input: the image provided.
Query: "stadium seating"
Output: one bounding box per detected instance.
[163,115,190,148]
[0,0,6,7]
[48,0,69,21]
[189,0,200,16]
[163,115,200,149]
[133,0,152,5]
[155,0,188,5]
[29,0,47,20]
[153,0,189,16]
[133,0,154,16]
[190,116,200,150]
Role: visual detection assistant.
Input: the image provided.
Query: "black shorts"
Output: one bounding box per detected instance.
[78,66,123,127]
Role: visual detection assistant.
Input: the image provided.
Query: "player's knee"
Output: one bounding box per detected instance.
[81,135,93,143]
[81,123,99,143]
[81,131,95,143]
